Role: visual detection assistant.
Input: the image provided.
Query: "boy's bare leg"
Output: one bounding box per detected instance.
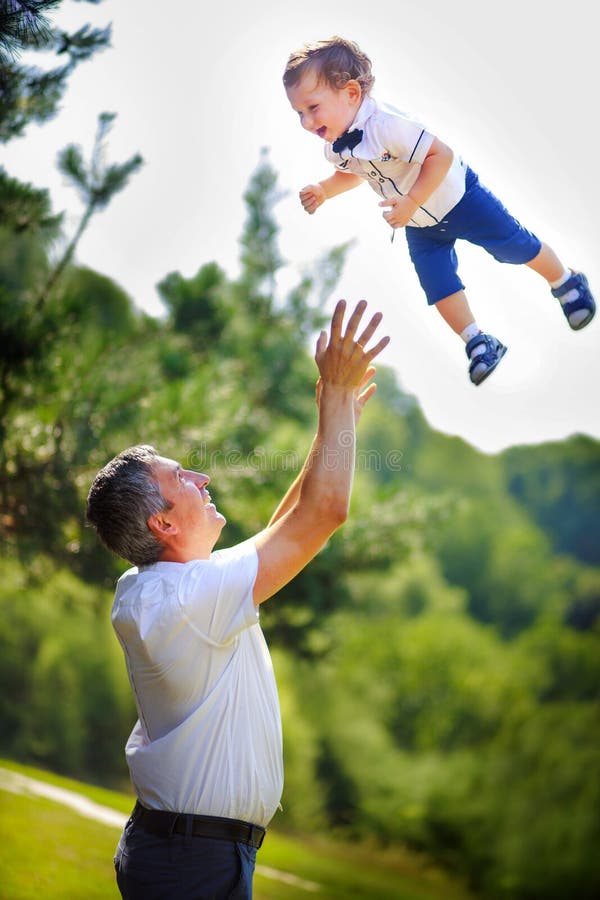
[525,242,567,283]
[435,290,478,334]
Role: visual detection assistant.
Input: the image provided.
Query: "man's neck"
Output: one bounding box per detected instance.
[158,542,213,563]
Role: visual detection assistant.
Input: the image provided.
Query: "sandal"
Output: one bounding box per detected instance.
[551,271,596,330]
[465,333,508,386]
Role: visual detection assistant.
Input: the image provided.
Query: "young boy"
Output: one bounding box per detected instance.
[283,37,595,386]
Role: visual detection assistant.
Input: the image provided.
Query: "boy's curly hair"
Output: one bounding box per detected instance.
[283,36,375,96]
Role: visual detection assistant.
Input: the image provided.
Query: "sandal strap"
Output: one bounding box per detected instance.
[465,333,488,356]
[562,294,594,316]
[469,350,496,373]
[551,271,587,299]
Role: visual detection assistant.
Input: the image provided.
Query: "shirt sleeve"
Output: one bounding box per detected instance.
[177,541,259,645]
[378,112,435,164]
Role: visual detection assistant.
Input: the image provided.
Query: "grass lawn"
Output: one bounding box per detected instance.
[0,759,476,900]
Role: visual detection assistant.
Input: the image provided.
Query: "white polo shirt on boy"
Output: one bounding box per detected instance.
[325,95,467,227]
[111,539,283,829]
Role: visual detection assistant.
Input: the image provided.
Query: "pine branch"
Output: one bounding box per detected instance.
[0,165,62,235]
[36,112,143,308]
[0,1,60,61]
[54,22,111,63]
[0,60,70,141]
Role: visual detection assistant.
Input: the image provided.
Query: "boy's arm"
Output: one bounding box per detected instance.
[379,136,454,228]
[300,171,364,214]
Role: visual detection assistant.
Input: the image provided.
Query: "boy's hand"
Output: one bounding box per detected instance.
[379,195,419,229]
[300,183,327,214]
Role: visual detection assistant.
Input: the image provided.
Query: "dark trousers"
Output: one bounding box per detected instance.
[114,818,257,899]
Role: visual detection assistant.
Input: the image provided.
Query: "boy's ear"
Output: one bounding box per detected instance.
[148,512,178,539]
[344,79,362,104]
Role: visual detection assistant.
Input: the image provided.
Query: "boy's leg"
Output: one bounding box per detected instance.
[524,241,565,282]
[434,290,477,334]
[405,225,508,385]
[448,171,595,331]
[435,290,507,386]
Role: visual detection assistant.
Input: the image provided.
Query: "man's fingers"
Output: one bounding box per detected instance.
[342,299,368,342]
[320,301,388,373]
[364,334,391,361]
[314,330,328,362]
[357,365,376,392]
[356,312,383,349]
[358,382,377,406]
[329,298,347,343]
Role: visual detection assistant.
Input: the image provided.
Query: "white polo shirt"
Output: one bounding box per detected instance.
[324,95,467,227]
[111,540,283,829]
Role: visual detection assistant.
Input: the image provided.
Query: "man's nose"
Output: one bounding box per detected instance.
[188,470,210,488]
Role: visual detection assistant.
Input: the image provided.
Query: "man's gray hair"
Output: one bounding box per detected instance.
[86,445,172,566]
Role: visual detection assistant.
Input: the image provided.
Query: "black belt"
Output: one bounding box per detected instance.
[131,801,265,849]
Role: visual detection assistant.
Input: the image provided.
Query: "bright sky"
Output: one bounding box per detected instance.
[5,0,599,453]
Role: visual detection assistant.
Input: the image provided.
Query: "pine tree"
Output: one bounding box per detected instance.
[0,0,111,141]
[0,1,142,543]
[36,111,143,308]
[0,0,59,62]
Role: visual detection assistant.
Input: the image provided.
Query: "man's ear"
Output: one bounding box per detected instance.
[148,512,178,539]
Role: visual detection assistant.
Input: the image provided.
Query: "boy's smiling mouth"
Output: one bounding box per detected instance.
[316,126,327,139]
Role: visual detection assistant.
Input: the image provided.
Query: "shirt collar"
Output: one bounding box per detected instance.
[347,95,378,132]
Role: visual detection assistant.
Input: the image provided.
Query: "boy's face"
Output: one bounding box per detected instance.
[286,72,362,143]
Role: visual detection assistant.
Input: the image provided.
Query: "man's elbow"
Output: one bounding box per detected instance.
[326,498,349,529]
[299,485,350,531]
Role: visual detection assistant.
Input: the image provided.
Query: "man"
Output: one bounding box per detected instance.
[86,300,388,899]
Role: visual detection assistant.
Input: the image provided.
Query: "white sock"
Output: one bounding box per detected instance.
[550,269,588,326]
[549,269,571,290]
[460,323,486,356]
[460,322,481,344]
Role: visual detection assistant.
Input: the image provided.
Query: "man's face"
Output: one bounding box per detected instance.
[286,73,360,143]
[152,456,226,551]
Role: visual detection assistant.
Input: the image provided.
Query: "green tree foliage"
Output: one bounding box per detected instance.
[0,555,133,778]
[0,2,142,571]
[37,111,143,307]
[0,1,58,62]
[503,435,600,566]
[0,167,61,235]
[158,262,230,347]
[0,0,110,140]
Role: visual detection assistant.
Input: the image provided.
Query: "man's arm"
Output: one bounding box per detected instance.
[253,301,388,605]
[268,366,377,527]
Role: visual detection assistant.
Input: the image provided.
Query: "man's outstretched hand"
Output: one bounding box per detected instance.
[315,365,378,424]
[315,299,389,390]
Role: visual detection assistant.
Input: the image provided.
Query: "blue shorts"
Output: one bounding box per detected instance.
[405,167,542,305]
